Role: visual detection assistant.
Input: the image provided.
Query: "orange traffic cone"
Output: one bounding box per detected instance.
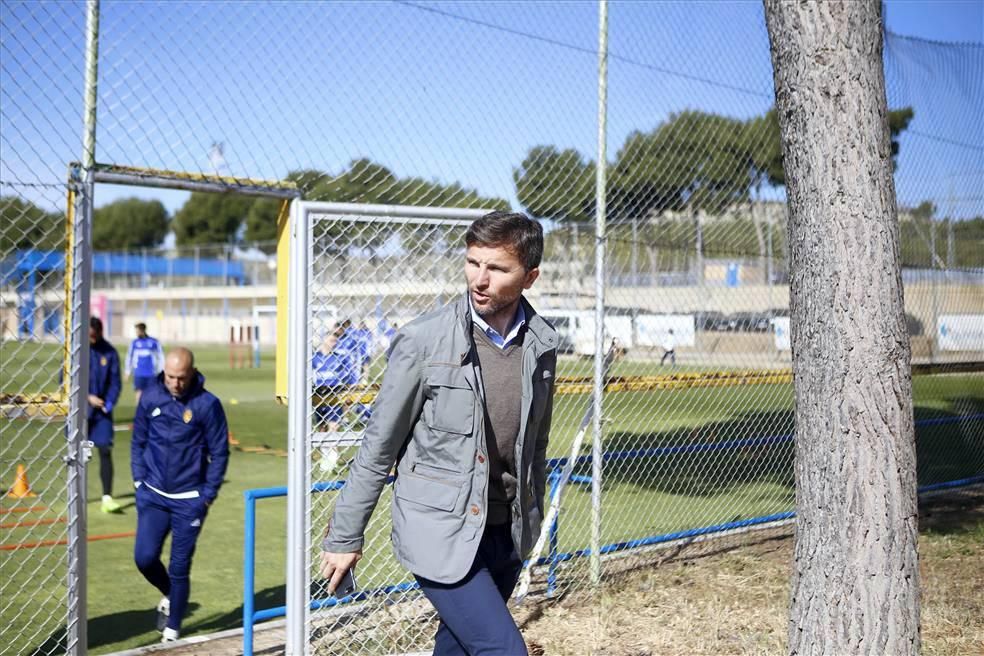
[228,430,240,446]
[7,464,37,498]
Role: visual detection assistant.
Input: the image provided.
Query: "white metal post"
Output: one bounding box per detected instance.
[285,201,310,654]
[66,2,99,653]
[591,0,609,586]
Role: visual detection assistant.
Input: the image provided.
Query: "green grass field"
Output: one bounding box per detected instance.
[1,342,982,654]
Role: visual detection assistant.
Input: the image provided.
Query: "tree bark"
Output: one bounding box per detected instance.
[763,2,920,655]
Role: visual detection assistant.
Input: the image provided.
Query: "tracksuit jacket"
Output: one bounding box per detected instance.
[89,337,121,421]
[130,373,229,503]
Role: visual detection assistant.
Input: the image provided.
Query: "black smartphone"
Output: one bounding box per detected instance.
[334,568,357,598]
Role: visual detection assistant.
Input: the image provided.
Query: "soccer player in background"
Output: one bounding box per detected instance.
[125,322,165,404]
[88,316,123,514]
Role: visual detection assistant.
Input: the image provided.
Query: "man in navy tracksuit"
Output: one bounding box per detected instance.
[131,347,229,643]
[88,317,123,514]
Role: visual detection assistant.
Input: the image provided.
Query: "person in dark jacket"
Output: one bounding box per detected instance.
[88,316,123,514]
[131,347,229,643]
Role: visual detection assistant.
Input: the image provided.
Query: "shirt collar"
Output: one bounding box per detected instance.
[470,300,526,349]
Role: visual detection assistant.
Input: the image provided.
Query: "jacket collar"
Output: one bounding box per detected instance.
[156,370,206,402]
[454,292,557,359]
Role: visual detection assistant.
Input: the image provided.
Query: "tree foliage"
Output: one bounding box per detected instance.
[93,197,169,250]
[176,159,508,249]
[609,111,756,220]
[173,192,254,246]
[513,145,595,223]
[244,198,282,246]
[0,196,64,254]
[516,106,915,221]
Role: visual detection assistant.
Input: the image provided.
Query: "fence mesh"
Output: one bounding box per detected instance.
[1,1,982,655]
[1,2,79,654]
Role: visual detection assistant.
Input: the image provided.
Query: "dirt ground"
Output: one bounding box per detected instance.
[137,487,983,656]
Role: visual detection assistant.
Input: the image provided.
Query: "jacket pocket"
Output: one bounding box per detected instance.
[395,468,464,512]
[424,366,474,435]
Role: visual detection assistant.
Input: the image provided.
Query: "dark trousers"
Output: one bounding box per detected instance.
[97,446,113,497]
[415,523,527,656]
[660,349,676,366]
[89,416,114,496]
[133,486,208,631]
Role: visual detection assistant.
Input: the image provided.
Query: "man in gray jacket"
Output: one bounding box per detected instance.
[320,211,557,655]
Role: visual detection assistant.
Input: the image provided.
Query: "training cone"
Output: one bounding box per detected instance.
[7,464,38,498]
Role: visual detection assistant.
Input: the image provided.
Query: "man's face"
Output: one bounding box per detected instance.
[465,244,539,317]
[89,326,100,345]
[164,358,196,397]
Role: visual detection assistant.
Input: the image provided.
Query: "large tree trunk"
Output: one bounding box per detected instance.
[763,2,920,655]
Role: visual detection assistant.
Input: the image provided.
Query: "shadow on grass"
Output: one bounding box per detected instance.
[920,487,984,536]
[914,397,984,490]
[585,400,983,500]
[32,603,201,654]
[183,583,286,636]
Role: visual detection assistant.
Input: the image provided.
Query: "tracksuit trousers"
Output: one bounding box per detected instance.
[133,485,208,632]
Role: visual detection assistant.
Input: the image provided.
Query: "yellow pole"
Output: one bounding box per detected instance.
[62,183,77,399]
[275,199,291,403]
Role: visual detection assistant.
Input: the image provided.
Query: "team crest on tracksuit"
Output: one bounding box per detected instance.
[100,357,107,366]
[183,409,193,423]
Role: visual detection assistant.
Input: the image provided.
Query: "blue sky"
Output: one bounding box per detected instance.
[1,0,981,228]
[885,0,983,44]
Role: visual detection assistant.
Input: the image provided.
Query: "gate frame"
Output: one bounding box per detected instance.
[283,201,490,655]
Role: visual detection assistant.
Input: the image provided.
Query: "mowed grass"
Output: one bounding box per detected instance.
[1,341,982,654]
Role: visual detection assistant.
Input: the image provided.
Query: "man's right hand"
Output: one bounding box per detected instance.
[87,394,105,409]
[319,550,362,595]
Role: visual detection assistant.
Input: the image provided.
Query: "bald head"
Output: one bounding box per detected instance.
[163,347,196,397]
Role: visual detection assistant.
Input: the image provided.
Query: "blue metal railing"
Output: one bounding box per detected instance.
[242,412,983,655]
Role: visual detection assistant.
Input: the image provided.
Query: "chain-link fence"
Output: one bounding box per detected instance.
[0,186,75,656]
[2,1,982,655]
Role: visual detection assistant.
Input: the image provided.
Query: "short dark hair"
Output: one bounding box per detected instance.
[135,322,147,331]
[465,211,543,270]
[89,316,103,332]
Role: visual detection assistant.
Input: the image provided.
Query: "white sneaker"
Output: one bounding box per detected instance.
[319,446,340,473]
[155,596,170,631]
[161,627,179,643]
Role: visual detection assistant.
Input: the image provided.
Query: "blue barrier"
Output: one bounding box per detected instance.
[243,477,391,656]
[242,413,983,655]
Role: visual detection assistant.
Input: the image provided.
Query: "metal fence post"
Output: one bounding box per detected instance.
[63,2,101,654]
[590,0,609,587]
[285,200,309,655]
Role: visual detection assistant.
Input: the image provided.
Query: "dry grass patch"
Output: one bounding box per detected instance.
[522,488,983,656]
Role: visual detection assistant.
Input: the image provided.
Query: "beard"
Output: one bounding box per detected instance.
[470,289,514,318]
